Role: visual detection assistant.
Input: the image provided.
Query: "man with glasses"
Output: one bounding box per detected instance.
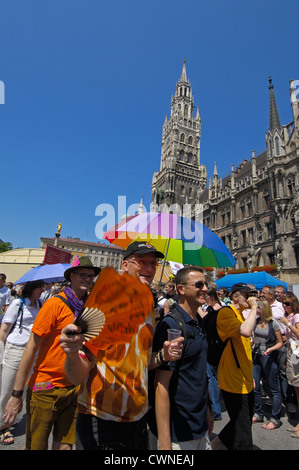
[211,283,258,450]
[3,257,100,449]
[149,266,213,450]
[260,285,285,323]
[59,242,184,450]
[275,285,287,304]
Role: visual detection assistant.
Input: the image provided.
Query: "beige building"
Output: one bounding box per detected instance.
[0,248,46,283]
[40,237,124,271]
[151,62,299,284]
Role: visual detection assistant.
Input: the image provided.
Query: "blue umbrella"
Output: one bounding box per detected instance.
[215,272,288,290]
[14,263,71,285]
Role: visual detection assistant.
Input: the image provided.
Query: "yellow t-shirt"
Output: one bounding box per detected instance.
[216,305,253,394]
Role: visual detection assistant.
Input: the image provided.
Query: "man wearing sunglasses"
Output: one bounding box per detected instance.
[3,256,100,449]
[149,266,213,450]
[211,283,258,450]
[59,241,184,450]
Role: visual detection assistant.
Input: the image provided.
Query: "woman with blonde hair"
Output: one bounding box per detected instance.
[279,294,299,438]
[252,299,283,430]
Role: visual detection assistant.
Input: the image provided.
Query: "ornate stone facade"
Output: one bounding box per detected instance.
[151,62,299,283]
[151,60,207,218]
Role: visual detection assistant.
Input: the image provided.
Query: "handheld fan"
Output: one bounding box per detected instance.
[74,267,154,350]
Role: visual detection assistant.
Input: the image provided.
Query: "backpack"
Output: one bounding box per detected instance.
[147,307,188,436]
[202,305,240,368]
[148,307,187,404]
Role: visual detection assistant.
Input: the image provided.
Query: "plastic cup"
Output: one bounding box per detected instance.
[167,329,182,341]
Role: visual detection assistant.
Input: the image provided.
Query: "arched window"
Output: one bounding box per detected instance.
[269,138,273,158]
[287,176,295,196]
[275,137,280,156]
[179,150,184,161]
[181,185,185,195]
[180,133,185,142]
[188,136,193,145]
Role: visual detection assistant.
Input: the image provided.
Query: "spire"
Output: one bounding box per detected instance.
[213,162,219,184]
[138,195,144,214]
[195,107,201,121]
[269,77,281,132]
[179,58,188,83]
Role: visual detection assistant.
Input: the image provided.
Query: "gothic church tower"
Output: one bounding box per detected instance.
[151,60,207,218]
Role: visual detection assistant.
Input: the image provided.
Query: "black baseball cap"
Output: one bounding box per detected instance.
[230,283,252,295]
[123,241,164,260]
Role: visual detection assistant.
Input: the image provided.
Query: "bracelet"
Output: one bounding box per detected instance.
[159,349,169,365]
[11,389,23,398]
[155,351,162,365]
[288,322,291,327]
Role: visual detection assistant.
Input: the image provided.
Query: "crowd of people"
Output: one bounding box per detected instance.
[0,259,298,450]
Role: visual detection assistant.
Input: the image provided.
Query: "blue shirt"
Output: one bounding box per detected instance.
[152,305,209,442]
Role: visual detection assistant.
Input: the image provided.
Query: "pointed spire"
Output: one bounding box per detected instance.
[138,195,144,214]
[179,58,188,83]
[269,77,281,132]
[195,107,201,121]
[213,161,218,181]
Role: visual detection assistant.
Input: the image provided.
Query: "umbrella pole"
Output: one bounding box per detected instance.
[158,238,170,290]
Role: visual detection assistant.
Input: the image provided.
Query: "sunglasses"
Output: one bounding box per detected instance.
[128,258,158,269]
[283,302,292,307]
[180,281,208,289]
[74,272,95,280]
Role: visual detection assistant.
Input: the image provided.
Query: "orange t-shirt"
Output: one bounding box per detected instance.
[77,312,154,422]
[28,292,75,390]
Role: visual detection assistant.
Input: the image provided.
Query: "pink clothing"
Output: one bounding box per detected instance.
[271,300,286,334]
[285,313,299,344]
[270,300,285,320]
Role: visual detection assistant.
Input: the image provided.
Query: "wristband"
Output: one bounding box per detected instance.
[159,349,169,365]
[11,389,23,398]
[287,322,291,327]
[155,351,162,365]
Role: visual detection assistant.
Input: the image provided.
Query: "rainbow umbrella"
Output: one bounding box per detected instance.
[104,212,235,268]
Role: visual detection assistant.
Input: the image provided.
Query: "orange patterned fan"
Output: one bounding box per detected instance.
[74,267,154,351]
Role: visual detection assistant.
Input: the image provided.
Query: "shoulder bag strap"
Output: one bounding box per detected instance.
[54,294,75,314]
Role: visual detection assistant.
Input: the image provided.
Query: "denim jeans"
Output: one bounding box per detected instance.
[207,363,222,419]
[253,352,282,424]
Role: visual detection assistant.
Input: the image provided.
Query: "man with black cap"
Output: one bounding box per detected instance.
[3,256,100,449]
[211,283,258,450]
[59,241,184,450]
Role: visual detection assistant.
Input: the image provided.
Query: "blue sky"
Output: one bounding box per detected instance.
[1,0,298,249]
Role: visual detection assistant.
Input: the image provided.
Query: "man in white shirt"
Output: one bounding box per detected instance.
[260,285,285,323]
[0,274,10,316]
[274,285,287,304]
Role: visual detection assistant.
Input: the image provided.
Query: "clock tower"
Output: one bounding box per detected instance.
[151,60,207,219]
